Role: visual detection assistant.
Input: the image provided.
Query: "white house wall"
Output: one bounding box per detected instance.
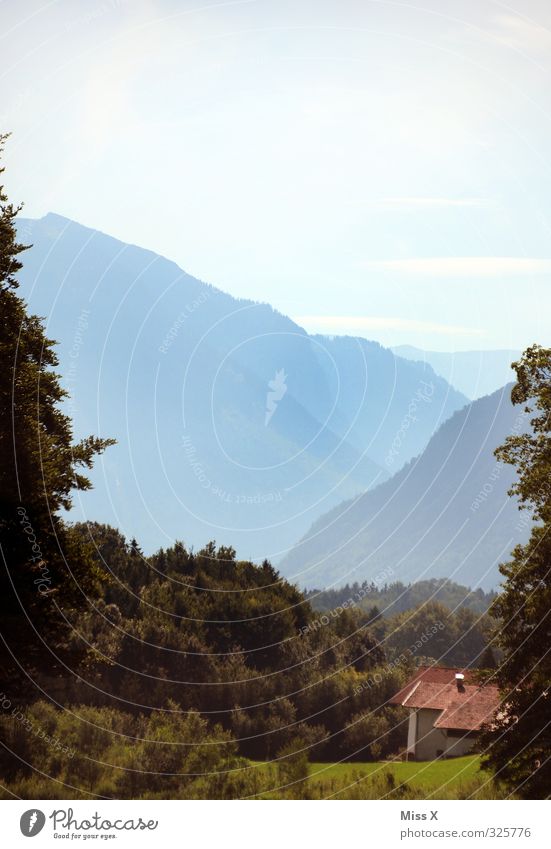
[415,708,448,760]
[443,732,476,758]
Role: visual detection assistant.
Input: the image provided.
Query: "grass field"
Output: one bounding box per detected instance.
[307,755,483,795]
[252,754,493,799]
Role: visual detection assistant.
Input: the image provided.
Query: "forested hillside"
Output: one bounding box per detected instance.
[0,523,498,799]
[308,578,495,617]
[282,385,531,589]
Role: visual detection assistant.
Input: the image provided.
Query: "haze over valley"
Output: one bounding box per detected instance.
[16,213,530,587]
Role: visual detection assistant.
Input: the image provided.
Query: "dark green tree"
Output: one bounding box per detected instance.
[481,345,551,798]
[276,738,310,799]
[479,644,497,670]
[0,133,114,684]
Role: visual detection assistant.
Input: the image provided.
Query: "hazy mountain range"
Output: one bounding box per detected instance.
[16,213,467,563]
[281,385,531,590]
[392,345,519,400]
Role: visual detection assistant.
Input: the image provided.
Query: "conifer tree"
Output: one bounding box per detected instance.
[0,134,114,684]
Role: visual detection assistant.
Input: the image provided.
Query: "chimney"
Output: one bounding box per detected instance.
[455,673,465,692]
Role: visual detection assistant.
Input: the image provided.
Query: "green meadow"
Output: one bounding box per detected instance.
[252,755,503,800]
[308,755,483,794]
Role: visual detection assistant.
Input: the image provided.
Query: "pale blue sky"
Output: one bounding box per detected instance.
[2,0,551,350]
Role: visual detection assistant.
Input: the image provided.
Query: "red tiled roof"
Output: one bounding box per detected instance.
[390,666,500,732]
[390,666,478,704]
[434,687,500,731]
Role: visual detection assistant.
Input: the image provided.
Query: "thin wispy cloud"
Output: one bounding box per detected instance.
[293,315,481,337]
[4,0,551,352]
[362,258,551,277]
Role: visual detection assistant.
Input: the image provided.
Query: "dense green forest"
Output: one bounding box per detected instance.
[308,578,495,616]
[0,522,499,798]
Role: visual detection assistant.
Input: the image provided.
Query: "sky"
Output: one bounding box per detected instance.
[2,0,551,351]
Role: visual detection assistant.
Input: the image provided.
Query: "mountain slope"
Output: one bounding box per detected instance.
[281,385,531,589]
[16,213,466,561]
[392,345,519,400]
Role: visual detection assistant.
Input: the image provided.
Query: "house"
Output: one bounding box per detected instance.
[390,665,500,760]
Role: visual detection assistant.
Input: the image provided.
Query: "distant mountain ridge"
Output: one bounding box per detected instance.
[281,384,531,589]
[392,345,519,400]
[16,213,467,561]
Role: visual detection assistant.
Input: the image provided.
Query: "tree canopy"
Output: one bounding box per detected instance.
[482,345,551,798]
[0,133,114,682]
